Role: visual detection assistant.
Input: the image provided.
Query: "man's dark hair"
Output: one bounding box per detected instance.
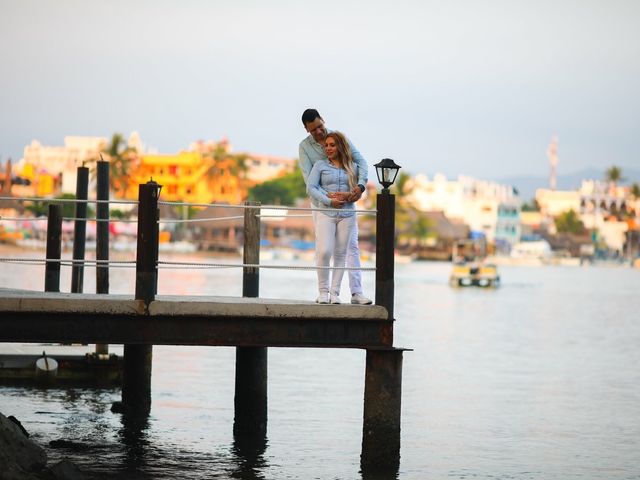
[301,109,322,126]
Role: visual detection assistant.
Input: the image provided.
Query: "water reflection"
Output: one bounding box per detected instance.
[360,450,400,480]
[361,468,400,480]
[118,412,151,472]
[4,262,640,477]
[230,432,268,480]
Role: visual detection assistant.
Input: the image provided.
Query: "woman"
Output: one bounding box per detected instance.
[307,131,359,304]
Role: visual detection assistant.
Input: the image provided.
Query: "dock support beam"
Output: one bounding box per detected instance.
[234,201,267,435]
[361,349,403,473]
[122,180,160,416]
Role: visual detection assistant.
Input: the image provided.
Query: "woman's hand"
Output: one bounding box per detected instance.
[330,198,345,209]
[327,191,350,202]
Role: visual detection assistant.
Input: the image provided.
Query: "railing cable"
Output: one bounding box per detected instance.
[157,260,375,271]
[0,196,138,205]
[157,200,376,215]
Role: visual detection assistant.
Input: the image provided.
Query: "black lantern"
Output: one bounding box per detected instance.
[374,158,401,193]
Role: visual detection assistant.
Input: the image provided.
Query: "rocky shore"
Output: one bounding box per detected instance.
[0,412,86,480]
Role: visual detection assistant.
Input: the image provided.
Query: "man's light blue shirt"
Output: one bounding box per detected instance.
[298,130,368,208]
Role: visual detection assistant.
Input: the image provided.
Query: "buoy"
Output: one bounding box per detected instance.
[35,351,58,379]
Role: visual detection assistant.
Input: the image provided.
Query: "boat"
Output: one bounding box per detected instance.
[508,236,552,266]
[449,239,500,288]
[0,343,123,385]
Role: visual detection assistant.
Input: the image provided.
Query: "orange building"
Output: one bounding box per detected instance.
[125,151,246,204]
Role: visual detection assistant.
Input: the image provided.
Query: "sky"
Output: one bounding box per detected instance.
[1,0,639,183]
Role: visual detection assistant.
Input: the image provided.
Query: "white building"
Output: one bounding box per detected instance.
[535,180,639,252]
[406,174,521,246]
[18,136,108,193]
[578,180,639,224]
[245,154,296,183]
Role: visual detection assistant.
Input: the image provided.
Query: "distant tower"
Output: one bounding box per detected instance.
[2,158,11,194]
[547,135,558,191]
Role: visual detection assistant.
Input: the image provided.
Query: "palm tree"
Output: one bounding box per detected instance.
[103,133,137,196]
[392,171,413,200]
[631,182,640,199]
[204,144,248,179]
[604,166,624,185]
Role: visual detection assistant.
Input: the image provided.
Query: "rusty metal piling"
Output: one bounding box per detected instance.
[361,348,404,472]
[234,201,268,435]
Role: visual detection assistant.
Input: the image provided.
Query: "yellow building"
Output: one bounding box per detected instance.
[14,162,59,197]
[125,151,246,204]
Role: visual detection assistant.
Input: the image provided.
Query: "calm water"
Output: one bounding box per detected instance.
[1,252,640,479]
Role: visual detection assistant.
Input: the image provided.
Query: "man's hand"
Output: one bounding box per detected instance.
[346,186,363,203]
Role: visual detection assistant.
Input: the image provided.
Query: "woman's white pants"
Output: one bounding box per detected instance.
[314,213,356,296]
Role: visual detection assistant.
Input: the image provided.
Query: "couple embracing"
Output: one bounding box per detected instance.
[298,109,372,306]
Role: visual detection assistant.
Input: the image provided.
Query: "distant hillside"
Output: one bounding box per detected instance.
[497,167,640,203]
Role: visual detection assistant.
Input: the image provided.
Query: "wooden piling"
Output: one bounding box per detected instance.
[234,201,268,435]
[44,204,62,293]
[122,180,160,415]
[360,348,403,473]
[96,161,110,355]
[96,160,110,295]
[71,166,89,294]
[375,192,395,322]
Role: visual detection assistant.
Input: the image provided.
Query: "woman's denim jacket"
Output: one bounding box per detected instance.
[307,160,357,218]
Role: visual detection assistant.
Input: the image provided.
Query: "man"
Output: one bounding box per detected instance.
[298,108,372,305]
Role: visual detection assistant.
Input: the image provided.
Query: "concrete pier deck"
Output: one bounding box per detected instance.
[0,288,392,348]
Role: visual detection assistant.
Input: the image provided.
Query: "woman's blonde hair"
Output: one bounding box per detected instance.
[325,131,357,191]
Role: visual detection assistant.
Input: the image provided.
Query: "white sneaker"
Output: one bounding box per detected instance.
[316,293,330,304]
[330,294,341,304]
[351,293,372,305]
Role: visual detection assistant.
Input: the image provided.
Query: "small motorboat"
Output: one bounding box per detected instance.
[449,238,500,288]
[449,260,500,287]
